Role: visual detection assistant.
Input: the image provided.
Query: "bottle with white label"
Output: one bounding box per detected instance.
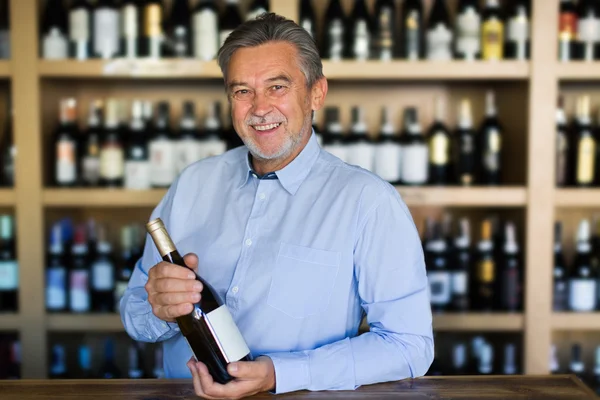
[69,225,90,313]
[576,0,600,61]
[220,0,242,47]
[322,0,346,61]
[426,0,453,61]
[479,91,503,185]
[321,107,348,163]
[93,0,120,59]
[500,222,521,312]
[452,218,470,312]
[503,343,518,375]
[400,107,428,185]
[147,218,252,384]
[455,0,481,60]
[478,343,494,374]
[81,100,102,187]
[176,101,202,173]
[428,97,451,185]
[99,99,124,187]
[150,102,176,188]
[120,0,140,58]
[246,0,269,21]
[46,223,68,313]
[69,0,92,60]
[550,344,561,374]
[193,0,219,61]
[124,100,151,190]
[505,0,530,60]
[0,215,16,312]
[0,0,9,59]
[91,225,115,312]
[426,223,451,313]
[349,0,372,61]
[374,0,396,61]
[569,343,585,380]
[451,343,468,375]
[170,0,191,57]
[573,96,596,187]
[569,219,598,311]
[299,0,316,40]
[200,102,227,160]
[374,106,402,183]
[347,106,374,171]
[54,98,79,187]
[141,0,165,58]
[41,0,69,59]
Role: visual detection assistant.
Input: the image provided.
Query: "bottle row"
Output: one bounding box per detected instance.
[559,0,600,62]
[312,0,529,62]
[551,342,600,395]
[0,335,19,380]
[423,215,522,313]
[40,0,269,60]
[319,92,504,186]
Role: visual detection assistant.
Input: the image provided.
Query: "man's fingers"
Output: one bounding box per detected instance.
[183,253,199,272]
[196,362,228,399]
[187,358,212,399]
[154,277,203,293]
[162,303,194,320]
[155,291,201,306]
[152,262,197,280]
[227,361,261,380]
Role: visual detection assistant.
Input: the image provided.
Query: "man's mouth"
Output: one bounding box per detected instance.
[251,122,282,132]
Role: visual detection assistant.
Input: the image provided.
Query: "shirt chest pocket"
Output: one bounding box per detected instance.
[267,242,341,319]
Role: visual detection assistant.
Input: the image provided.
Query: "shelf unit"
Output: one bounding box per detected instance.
[1,0,596,379]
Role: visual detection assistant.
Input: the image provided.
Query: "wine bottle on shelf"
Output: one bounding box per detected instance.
[220,0,242,48]
[401,0,424,60]
[455,0,481,60]
[556,96,569,187]
[428,97,451,185]
[474,219,496,311]
[322,0,346,61]
[593,346,600,395]
[175,101,201,174]
[99,99,124,187]
[170,0,191,58]
[140,0,165,59]
[452,218,471,312]
[569,344,585,380]
[86,218,98,263]
[427,341,444,376]
[81,100,102,187]
[149,102,175,188]
[193,0,219,61]
[128,342,145,379]
[46,223,68,313]
[553,222,569,311]
[348,0,372,61]
[93,0,120,59]
[426,223,451,313]
[572,96,596,187]
[0,0,9,59]
[41,0,69,59]
[481,0,504,61]
[469,336,486,374]
[246,0,269,21]
[69,225,90,313]
[478,343,494,375]
[347,106,374,172]
[479,91,503,185]
[454,99,476,186]
[120,0,141,59]
[426,0,453,61]
[146,218,252,384]
[99,338,121,379]
[299,0,316,40]
[575,0,600,61]
[451,343,468,375]
[569,219,598,311]
[78,344,93,379]
[6,340,20,379]
[400,107,428,186]
[505,0,530,60]
[499,222,521,312]
[200,102,227,160]
[115,226,133,313]
[374,106,402,184]
[0,99,14,187]
[153,346,165,379]
[124,100,151,190]
[54,98,79,187]
[550,344,560,374]
[91,224,116,312]
[373,0,396,61]
[559,0,578,62]
[321,106,348,163]
[503,343,517,375]
[68,0,92,60]
[0,215,16,312]
[49,344,68,379]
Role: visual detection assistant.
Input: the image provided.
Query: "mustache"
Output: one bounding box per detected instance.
[246,115,286,125]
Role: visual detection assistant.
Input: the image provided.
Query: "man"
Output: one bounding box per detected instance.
[121,13,433,399]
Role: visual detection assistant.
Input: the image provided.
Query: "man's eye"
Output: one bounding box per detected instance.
[272,85,284,91]
[236,89,249,95]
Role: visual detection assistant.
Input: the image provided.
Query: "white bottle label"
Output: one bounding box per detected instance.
[428,271,451,304]
[401,144,428,184]
[43,29,68,59]
[374,143,401,182]
[69,270,90,312]
[348,142,375,172]
[427,24,453,61]
[92,261,114,291]
[194,10,219,61]
[301,19,313,37]
[353,20,370,61]
[175,139,202,174]
[122,5,138,38]
[205,305,250,362]
[507,16,529,42]
[201,139,227,159]
[578,16,600,43]
[569,279,597,311]
[0,261,18,290]
[100,147,125,179]
[452,271,468,295]
[456,10,481,57]
[56,141,77,184]
[125,160,151,190]
[70,9,90,41]
[219,30,234,48]
[150,139,176,186]
[82,156,100,184]
[94,9,120,58]
[46,268,67,309]
[329,20,344,61]
[323,144,348,163]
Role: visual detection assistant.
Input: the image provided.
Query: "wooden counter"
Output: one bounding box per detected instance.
[0,375,596,399]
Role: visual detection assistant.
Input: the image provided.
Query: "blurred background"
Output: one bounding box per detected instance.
[0,0,599,395]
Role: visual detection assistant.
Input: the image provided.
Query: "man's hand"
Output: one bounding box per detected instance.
[187,356,276,400]
[145,253,202,323]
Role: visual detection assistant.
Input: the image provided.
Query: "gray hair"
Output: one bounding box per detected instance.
[217,13,324,88]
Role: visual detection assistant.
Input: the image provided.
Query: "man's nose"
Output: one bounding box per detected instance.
[251,91,273,116]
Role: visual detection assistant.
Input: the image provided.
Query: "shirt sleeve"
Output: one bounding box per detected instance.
[264,187,434,394]
[120,178,182,343]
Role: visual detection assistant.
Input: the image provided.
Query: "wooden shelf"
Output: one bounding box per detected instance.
[396,186,527,207]
[0,189,15,206]
[555,189,600,207]
[43,188,166,207]
[322,61,530,80]
[360,313,524,332]
[47,314,124,332]
[38,59,224,79]
[0,61,10,77]
[0,314,20,330]
[556,62,600,81]
[552,313,600,331]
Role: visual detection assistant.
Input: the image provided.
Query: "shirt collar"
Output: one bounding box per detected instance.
[237,131,320,195]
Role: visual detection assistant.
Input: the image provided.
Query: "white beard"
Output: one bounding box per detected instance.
[243,128,304,161]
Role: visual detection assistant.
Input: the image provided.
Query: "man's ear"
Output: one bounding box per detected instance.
[311,77,328,112]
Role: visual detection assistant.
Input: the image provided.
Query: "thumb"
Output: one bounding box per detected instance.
[227,361,257,379]
[183,253,199,273]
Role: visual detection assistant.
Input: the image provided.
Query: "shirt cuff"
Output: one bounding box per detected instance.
[263,351,310,394]
[146,313,180,341]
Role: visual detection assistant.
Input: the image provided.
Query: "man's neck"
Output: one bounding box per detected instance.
[251,133,311,176]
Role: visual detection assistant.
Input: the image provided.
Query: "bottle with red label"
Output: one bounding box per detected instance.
[559,0,578,61]
[53,98,80,187]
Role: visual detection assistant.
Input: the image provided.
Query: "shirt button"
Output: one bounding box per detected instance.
[245,239,252,246]
[232,286,239,294]
[259,193,266,200]
[252,173,257,178]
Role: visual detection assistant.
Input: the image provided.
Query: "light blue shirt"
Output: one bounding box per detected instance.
[120,132,434,394]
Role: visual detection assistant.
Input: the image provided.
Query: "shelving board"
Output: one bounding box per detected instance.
[43,189,166,208]
[47,314,124,332]
[360,313,524,333]
[556,62,600,81]
[397,187,527,207]
[552,313,600,331]
[0,61,10,77]
[0,314,20,330]
[555,189,600,207]
[0,189,16,206]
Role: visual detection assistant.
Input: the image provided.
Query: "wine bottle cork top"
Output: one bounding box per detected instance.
[146,218,165,233]
[146,218,176,256]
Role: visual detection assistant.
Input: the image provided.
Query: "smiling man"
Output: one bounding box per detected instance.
[120,13,433,399]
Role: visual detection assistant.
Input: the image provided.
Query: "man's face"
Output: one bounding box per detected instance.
[226,41,317,162]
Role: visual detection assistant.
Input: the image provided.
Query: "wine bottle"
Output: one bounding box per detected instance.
[347,106,374,171]
[115,226,134,312]
[559,0,578,62]
[454,99,476,186]
[49,344,68,379]
[455,0,481,60]
[452,218,471,312]
[153,346,165,379]
[400,107,428,185]
[78,344,93,379]
[0,0,9,59]
[170,0,191,58]
[200,101,227,160]
[550,344,561,374]
[426,0,453,61]
[128,342,145,379]
[426,223,451,313]
[0,99,14,187]
[91,224,116,312]
[93,0,120,59]
[556,96,569,187]
[505,0,530,60]
[374,106,402,184]
[124,100,151,190]
[469,336,486,374]
[569,343,585,380]
[99,99,124,187]
[569,219,598,311]
[0,215,16,312]
[576,0,600,61]
[46,223,68,313]
[499,222,521,312]
[175,101,201,174]
[478,343,494,374]
[141,0,165,58]
[54,98,79,187]
[322,0,346,61]
[481,0,504,61]
[41,0,69,60]
[81,100,102,187]
[474,219,496,311]
[593,346,600,395]
[299,0,316,40]
[149,102,176,188]
[6,340,20,379]
[553,222,569,311]
[69,225,90,313]
[428,97,451,185]
[246,0,269,21]
[220,0,242,47]
[120,0,140,59]
[573,96,596,187]
[193,0,219,61]
[479,91,503,185]
[321,106,348,163]
[146,218,252,384]
[68,0,92,60]
[503,343,517,375]
[348,0,372,61]
[99,338,122,379]
[451,342,468,375]
[373,0,396,61]
[401,0,424,60]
